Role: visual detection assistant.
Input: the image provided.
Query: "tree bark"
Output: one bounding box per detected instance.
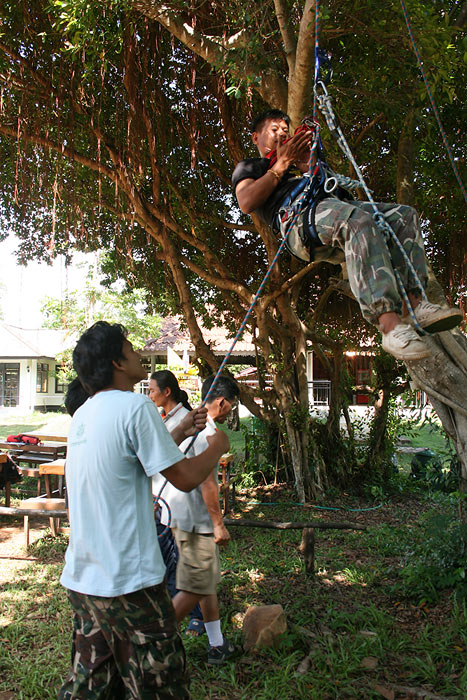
[395,117,467,521]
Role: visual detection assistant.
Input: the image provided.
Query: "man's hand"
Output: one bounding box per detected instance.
[206,429,229,456]
[213,522,231,546]
[178,407,208,438]
[276,129,313,171]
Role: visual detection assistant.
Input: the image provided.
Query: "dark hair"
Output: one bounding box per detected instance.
[72,321,127,395]
[150,370,192,410]
[250,109,290,133]
[201,374,239,403]
[64,377,89,417]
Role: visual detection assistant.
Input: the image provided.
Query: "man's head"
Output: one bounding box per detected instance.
[250,109,290,157]
[201,374,239,423]
[64,377,89,416]
[73,321,146,395]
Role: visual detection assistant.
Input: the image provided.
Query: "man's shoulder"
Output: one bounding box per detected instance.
[193,419,217,453]
[232,157,268,187]
[78,390,153,420]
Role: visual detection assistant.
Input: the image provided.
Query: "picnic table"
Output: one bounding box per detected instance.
[0,440,67,496]
[22,433,68,443]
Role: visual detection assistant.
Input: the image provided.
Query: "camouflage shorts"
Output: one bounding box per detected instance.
[314,199,428,324]
[59,582,190,700]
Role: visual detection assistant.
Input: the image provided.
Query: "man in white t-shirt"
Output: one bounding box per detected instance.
[162,374,240,666]
[59,321,229,700]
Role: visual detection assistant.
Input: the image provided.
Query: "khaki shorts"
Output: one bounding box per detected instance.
[172,528,221,596]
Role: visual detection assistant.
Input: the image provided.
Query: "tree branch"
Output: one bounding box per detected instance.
[0,124,117,183]
[287,0,315,126]
[133,1,288,109]
[273,0,296,77]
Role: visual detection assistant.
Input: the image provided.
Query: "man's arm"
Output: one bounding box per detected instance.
[235,130,313,214]
[201,470,230,546]
[161,430,229,492]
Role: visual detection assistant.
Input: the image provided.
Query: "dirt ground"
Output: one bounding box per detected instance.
[0,518,56,584]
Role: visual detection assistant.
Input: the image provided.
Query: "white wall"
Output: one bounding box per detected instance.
[32,358,65,409]
[8,357,65,411]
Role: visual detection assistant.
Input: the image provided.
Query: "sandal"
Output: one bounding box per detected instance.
[185,618,205,637]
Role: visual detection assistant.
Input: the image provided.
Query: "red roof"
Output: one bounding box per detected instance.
[142,315,254,357]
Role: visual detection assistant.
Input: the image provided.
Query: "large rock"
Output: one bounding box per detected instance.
[242,604,287,650]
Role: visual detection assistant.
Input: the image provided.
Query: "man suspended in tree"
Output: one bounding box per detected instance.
[232,109,462,362]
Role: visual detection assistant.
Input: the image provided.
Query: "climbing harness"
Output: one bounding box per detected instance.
[272,118,362,263]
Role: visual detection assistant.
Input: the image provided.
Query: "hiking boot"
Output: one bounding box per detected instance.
[404,301,463,334]
[381,324,431,361]
[207,639,237,665]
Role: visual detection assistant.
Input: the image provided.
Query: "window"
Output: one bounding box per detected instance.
[36,363,49,393]
[55,365,66,394]
[55,376,66,394]
[0,363,20,407]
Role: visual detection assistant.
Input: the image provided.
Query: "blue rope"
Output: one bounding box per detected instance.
[182,132,322,455]
[399,0,467,204]
[153,494,172,537]
[245,500,385,512]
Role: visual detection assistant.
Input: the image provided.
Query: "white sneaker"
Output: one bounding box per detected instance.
[381,324,432,361]
[405,301,463,333]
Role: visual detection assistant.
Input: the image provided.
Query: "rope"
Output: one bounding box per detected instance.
[312,0,320,120]
[399,0,467,204]
[154,494,172,538]
[181,130,323,457]
[314,81,428,333]
[245,500,385,512]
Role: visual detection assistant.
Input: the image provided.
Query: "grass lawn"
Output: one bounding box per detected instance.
[0,411,72,441]
[1,410,464,698]
[1,484,465,699]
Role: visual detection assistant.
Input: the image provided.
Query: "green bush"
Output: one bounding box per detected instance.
[397,513,467,603]
[238,418,278,487]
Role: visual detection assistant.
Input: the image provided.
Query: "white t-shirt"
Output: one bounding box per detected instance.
[162,416,218,533]
[152,403,189,497]
[60,390,184,597]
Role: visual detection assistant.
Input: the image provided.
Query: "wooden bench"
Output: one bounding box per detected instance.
[17,461,55,497]
[223,518,367,576]
[22,433,68,443]
[39,459,66,498]
[3,446,67,496]
[18,497,67,546]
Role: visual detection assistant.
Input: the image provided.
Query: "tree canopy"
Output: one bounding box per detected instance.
[0,0,466,500]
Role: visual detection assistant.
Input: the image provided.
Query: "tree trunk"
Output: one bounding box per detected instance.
[407,332,467,522]
[396,117,467,522]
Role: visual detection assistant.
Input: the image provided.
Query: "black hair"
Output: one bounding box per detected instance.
[72,321,127,395]
[150,369,192,410]
[64,377,90,417]
[201,374,239,403]
[250,109,290,133]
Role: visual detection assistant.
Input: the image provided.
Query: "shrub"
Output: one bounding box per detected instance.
[397,513,467,603]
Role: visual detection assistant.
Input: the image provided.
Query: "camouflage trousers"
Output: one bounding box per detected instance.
[314,199,428,325]
[58,582,190,700]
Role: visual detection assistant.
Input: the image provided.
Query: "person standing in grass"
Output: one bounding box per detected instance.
[149,369,205,637]
[161,374,240,665]
[59,321,229,699]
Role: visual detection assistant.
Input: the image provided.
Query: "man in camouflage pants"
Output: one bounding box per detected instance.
[232,109,462,360]
[59,321,229,699]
